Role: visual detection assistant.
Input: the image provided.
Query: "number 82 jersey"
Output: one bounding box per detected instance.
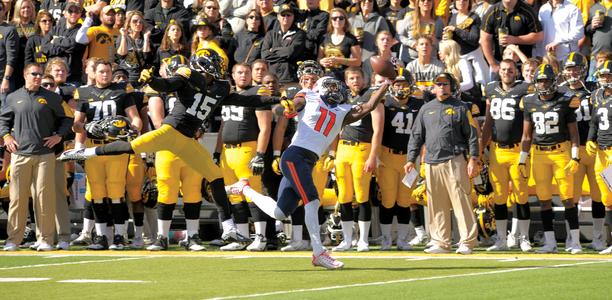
[522,92,580,146]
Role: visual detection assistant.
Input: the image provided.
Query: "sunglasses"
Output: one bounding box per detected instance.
[41,82,55,88]
[331,16,345,21]
[68,9,81,14]
[280,13,293,17]
[131,19,144,24]
[434,82,450,86]
[205,6,218,10]
[30,72,43,77]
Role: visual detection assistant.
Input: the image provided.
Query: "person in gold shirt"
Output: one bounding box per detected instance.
[190,16,229,73]
[75,6,119,61]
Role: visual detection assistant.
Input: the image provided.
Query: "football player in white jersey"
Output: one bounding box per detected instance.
[230,77,389,269]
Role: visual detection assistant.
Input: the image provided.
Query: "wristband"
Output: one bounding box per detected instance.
[571,146,579,160]
[273,150,281,156]
[518,151,529,164]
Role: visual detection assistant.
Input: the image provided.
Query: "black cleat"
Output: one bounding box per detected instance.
[146,235,168,251]
[87,235,109,250]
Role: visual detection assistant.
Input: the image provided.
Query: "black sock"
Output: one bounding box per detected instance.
[292,205,305,226]
[592,201,605,219]
[541,209,554,232]
[494,204,508,221]
[84,200,95,220]
[209,178,232,221]
[340,202,353,222]
[358,202,371,222]
[248,202,269,222]
[92,201,108,224]
[379,205,394,224]
[157,203,176,221]
[564,206,579,230]
[111,201,126,226]
[395,205,411,224]
[96,141,134,155]
[184,202,202,220]
[517,202,530,220]
[411,206,424,227]
[231,202,250,224]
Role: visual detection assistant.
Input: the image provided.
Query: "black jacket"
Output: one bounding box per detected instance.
[296,8,329,60]
[261,26,306,83]
[233,30,264,65]
[41,18,85,83]
[144,4,191,45]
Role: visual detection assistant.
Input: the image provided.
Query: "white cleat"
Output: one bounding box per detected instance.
[456,245,473,255]
[519,237,533,252]
[130,237,145,249]
[58,148,93,161]
[356,241,369,252]
[590,239,607,252]
[487,239,509,251]
[536,243,558,254]
[281,240,311,252]
[507,233,519,249]
[55,241,70,250]
[36,242,54,252]
[424,245,451,254]
[246,234,267,252]
[396,238,412,251]
[568,242,583,255]
[380,235,392,251]
[331,240,352,252]
[599,245,612,255]
[3,242,17,251]
[220,242,247,251]
[312,251,344,269]
[409,233,428,247]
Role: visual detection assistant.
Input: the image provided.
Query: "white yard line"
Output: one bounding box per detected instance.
[0,257,146,270]
[205,261,610,300]
[57,279,151,283]
[0,277,50,282]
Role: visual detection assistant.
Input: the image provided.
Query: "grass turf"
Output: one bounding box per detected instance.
[0,251,611,300]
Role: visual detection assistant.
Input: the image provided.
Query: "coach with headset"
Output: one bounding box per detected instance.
[404,72,479,255]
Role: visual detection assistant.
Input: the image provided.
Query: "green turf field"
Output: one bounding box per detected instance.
[1,249,611,300]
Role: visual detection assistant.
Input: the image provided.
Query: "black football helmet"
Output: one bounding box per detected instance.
[473,163,493,195]
[389,68,414,99]
[316,76,350,106]
[105,116,136,141]
[596,60,612,89]
[190,48,226,79]
[562,52,588,85]
[534,64,557,96]
[141,177,158,208]
[162,54,189,77]
[475,206,496,240]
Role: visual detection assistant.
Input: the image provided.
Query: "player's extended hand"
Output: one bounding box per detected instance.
[323,154,335,172]
[517,163,528,179]
[586,141,598,156]
[564,159,580,175]
[272,155,282,175]
[248,152,265,176]
[257,87,271,97]
[138,68,154,83]
[281,98,297,118]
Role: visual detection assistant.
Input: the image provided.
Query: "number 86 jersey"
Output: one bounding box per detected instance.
[522,92,580,145]
[485,81,529,145]
[290,89,353,157]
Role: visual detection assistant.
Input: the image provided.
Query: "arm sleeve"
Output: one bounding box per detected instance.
[50,95,72,138]
[260,32,282,62]
[148,76,187,92]
[480,8,496,34]
[0,98,13,137]
[24,38,35,65]
[75,17,94,44]
[454,16,481,48]
[458,59,474,91]
[553,7,584,44]
[407,108,425,162]
[462,106,480,157]
[4,28,19,68]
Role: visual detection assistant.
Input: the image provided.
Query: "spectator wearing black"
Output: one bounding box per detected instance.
[0,1,19,101]
[11,0,36,90]
[318,8,362,80]
[480,0,543,74]
[198,0,234,51]
[116,10,153,87]
[261,3,305,84]
[154,21,189,70]
[296,0,329,61]
[233,9,264,65]
[380,0,410,36]
[41,0,67,22]
[145,0,191,45]
[41,2,85,84]
[257,0,276,33]
[44,58,76,105]
[25,10,53,68]
[349,0,390,62]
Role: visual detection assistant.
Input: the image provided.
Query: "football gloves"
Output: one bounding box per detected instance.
[84,119,107,140]
[586,141,598,156]
[249,152,265,176]
[138,67,154,83]
[281,98,297,118]
[272,155,282,175]
[564,159,580,175]
[323,154,335,172]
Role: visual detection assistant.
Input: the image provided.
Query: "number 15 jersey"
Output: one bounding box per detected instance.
[522,92,580,146]
[290,89,353,157]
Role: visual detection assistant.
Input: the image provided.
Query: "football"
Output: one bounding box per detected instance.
[370,55,396,78]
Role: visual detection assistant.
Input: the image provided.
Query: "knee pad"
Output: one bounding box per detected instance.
[339,202,354,222]
[592,200,605,219]
[231,201,250,224]
[183,202,202,220]
[516,202,530,220]
[379,205,394,224]
[157,203,176,221]
[394,205,411,224]
[358,201,371,222]
[494,204,508,221]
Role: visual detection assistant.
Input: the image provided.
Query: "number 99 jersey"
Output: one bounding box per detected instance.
[484,81,529,145]
[522,92,580,145]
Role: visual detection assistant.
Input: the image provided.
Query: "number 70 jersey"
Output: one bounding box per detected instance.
[290,89,353,157]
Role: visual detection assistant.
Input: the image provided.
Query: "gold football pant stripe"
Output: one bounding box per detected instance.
[573,146,600,203]
[594,149,612,207]
[126,154,145,202]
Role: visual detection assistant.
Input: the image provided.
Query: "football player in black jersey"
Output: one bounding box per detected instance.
[481,59,532,252]
[587,60,612,255]
[378,69,424,251]
[218,63,273,251]
[59,48,278,244]
[560,52,606,252]
[519,64,582,254]
[332,67,384,252]
[72,60,142,250]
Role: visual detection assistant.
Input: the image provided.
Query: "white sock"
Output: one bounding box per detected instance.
[94,223,106,238]
[237,223,249,237]
[292,225,303,242]
[158,219,171,238]
[275,220,283,232]
[186,219,199,237]
[341,221,353,245]
[115,223,127,236]
[380,223,391,238]
[134,226,143,239]
[83,218,94,234]
[243,186,287,220]
[221,219,236,233]
[414,225,425,238]
[510,217,519,237]
[398,223,410,241]
[358,221,371,244]
[518,219,530,240]
[106,226,113,240]
[254,221,266,236]
[570,229,581,246]
[593,218,605,241]
[496,219,508,241]
[304,200,324,256]
[544,231,556,246]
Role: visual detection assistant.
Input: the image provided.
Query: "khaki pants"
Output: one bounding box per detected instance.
[7,153,56,245]
[32,159,70,243]
[425,155,477,249]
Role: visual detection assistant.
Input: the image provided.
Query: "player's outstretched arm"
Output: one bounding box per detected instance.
[343,83,390,126]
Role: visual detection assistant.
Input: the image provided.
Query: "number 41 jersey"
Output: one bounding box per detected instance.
[485,81,529,145]
[290,89,353,157]
[382,95,424,151]
[522,91,580,146]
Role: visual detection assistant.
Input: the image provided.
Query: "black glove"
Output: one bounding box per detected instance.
[213,152,221,165]
[248,152,265,176]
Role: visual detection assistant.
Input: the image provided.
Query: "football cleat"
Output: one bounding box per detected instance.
[409,233,428,246]
[220,242,247,251]
[181,234,206,251]
[507,233,519,249]
[246,234,267,251]
[536,243,558,254]
[456,245,473,255]
[130,237,145,249]
[281,240,311,252]
[519,237,533,252]
[486,238,509,251]
[109,235,128,250]
[36,242,54,252]
[55,241,70,250]
[29,242,40,250]
[3,242,17,251]
[221,227,252,244]
[357,240,369,252]
[396,238,412,251]
[146,235,168,251]
[380,235,392,251]
[70,232,92,246]
[568,242,583,255]
[331,240,352,252]
[590,239,607,251]
[87,235,109,250]
[58,148,93,161]
[599,245,612,255]
[424,245,451,254]
[312,251,344,269]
